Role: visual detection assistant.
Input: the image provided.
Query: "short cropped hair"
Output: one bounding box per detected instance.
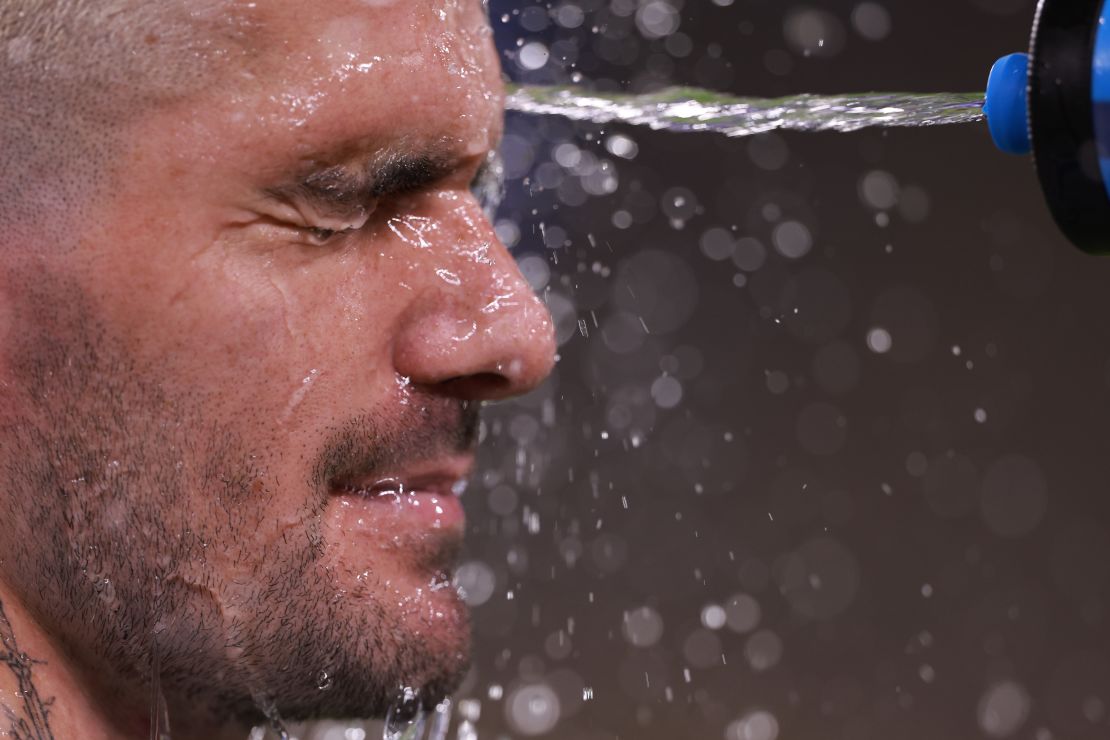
[0,0,242,245]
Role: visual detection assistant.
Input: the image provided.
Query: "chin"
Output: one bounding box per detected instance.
[276,587,472,723]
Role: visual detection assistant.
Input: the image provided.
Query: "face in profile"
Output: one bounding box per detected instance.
[0,0,554,732]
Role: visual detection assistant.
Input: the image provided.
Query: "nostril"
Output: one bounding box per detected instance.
[438,372,513,399]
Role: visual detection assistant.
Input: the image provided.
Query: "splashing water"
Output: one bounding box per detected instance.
[380,690,458,740]
[505,84,985,137]
[383,686,427,740]
[425,698,453,740]
[148,647,171,740]
[251,690,290,740]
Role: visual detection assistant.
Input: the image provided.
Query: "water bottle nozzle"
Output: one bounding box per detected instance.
[985,53,1032,155]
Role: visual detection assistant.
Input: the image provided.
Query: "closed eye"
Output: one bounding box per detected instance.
[274,148,502,246]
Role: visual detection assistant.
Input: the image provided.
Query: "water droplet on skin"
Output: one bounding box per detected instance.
[436,269,462,285]
[388,215,436,248]
[282,368,321,421]
[451,320,478,342]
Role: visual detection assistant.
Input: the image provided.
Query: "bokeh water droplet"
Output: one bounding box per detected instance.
[506,683,561,736]
[978,681,1031,738]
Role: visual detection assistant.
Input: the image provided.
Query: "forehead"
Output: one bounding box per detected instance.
[217,0,502,170]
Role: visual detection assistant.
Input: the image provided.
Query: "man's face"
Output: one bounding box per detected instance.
[0,0,553,726]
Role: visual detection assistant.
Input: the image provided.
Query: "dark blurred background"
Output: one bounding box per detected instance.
[432,1,1110,738]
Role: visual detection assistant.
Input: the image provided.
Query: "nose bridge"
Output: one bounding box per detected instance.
[402,198,531,314]
[391,197,555,398]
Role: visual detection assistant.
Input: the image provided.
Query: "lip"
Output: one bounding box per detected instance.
[329,455,473,535]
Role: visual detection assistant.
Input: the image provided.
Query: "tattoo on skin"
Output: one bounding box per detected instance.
[0,599,55,740]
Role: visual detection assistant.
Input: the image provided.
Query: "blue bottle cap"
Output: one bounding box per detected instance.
[985,53,1032,155]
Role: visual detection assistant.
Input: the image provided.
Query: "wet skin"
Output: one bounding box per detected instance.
[0,0,555,737]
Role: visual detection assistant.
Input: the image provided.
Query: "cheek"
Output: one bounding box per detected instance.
[75,256,314,442]
[90,215,433,431]
[172,281,302,389]
[151,250,411,428]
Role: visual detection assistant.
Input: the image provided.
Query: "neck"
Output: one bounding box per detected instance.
[0,583,249,740]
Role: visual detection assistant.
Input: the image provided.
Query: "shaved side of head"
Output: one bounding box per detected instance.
[0,0,247,248]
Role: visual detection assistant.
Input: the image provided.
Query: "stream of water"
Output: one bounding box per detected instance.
[505,84,986,137]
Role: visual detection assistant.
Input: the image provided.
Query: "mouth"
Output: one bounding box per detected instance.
[328,455,473,546]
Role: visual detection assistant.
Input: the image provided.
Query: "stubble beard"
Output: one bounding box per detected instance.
[0,272,472,730]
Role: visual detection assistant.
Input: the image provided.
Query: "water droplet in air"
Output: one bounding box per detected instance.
[726,710,780,740]
[866,327,893,354]
[977,681,1031,737]
[506,683,561,736]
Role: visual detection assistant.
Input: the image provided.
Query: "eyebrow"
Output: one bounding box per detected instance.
[271,150,458,218]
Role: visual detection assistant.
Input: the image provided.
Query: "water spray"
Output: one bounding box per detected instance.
[986,0,1110,253]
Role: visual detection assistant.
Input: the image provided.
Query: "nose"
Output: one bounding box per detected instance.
[391,205,556,402]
